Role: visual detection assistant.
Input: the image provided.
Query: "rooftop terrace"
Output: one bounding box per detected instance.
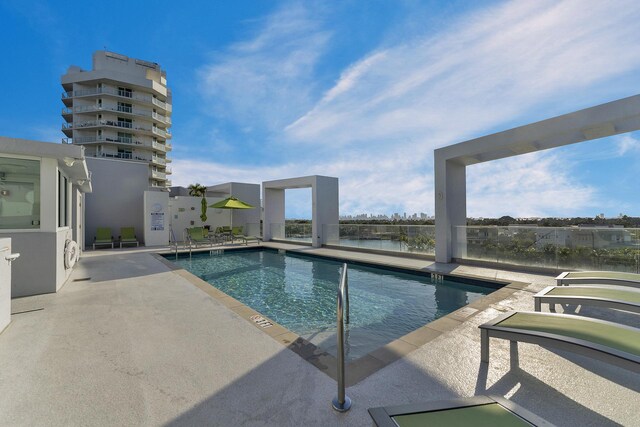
[1,243,638,426]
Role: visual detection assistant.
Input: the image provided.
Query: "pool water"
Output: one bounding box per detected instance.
[170,249,497,361]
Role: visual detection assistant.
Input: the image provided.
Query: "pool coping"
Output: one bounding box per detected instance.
[152,248,530,386]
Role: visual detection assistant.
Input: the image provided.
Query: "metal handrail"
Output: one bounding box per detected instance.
[332,263,352,412]
[170,228,179,260]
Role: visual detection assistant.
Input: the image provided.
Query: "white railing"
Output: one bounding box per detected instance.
[151,141,167,152]
[151,170,166,180]
[151,156,166,165]
[72,136,147,146]
[63,119,153,132]
[62,87,170,111]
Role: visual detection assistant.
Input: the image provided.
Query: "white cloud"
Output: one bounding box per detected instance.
[466,152,596,218]
[616,134,640,156]
[185,0,640,217]
[197,3,331,132]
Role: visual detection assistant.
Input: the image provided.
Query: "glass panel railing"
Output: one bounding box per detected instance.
[284,222,312,243]
[322,224,435,255]
[452,226,640,273]
[245,223,262,238]
[270,223,284,240]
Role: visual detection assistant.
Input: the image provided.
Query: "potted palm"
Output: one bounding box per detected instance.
[187,183,208,225]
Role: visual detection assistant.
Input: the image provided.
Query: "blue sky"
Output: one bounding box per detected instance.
[1,0,640,219]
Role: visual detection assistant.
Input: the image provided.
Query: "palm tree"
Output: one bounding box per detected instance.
[187,183,208,223]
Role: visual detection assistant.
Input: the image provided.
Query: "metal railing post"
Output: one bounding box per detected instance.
[332,263,352,412]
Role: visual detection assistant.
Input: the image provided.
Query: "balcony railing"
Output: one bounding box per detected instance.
[62,87,170,111]
[151,141,167,152]
[152,127,166,138]
[322,224,436,255]
[63,120,153,133]
[61,104,171,124]
[452,226,640,273]
[151,156,166,165]
[72,136,148,146]
[151,170,166,180]
[91,152,133,160]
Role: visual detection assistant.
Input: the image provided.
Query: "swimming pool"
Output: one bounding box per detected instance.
[168,249,499,361]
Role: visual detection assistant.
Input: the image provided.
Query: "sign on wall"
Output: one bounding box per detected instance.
[150,203,164,231]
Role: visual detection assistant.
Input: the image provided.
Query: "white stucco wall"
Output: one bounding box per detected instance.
[85,157,149,247]
[0,238,12,333]
[143,191,170,247]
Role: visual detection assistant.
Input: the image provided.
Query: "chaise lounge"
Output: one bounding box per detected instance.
[480,311,640,373]
[93,227,114,250]
[119,227,139,248]
[185,227,212,248]
[556,271,640,288]
[534,285,640,314]
[368,395,553,427]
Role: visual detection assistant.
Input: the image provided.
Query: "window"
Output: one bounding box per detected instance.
[58,171,68,227]
[117,132,132,144]
[118,87,132,98]
[117,148,132,159]
[117,102,132,113]
[117,117,132,128]
[0,157,40,229]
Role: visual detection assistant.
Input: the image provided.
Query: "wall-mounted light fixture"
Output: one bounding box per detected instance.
[63,157,77,167]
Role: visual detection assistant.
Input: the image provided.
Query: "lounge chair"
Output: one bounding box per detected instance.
[368,395,553,427]
[185,227,211,248]
[119,227,139,248]
[93,227,114,250]
[239,235,260,245]
[480,311,640,373]
[556,271,640,288]
[534,285,640,314]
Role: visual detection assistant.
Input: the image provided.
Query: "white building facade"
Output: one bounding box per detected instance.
[61,51,172,188]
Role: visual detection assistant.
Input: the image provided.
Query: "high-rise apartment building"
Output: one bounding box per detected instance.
[61,51,172,188]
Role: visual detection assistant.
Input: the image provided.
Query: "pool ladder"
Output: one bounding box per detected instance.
[332,263,352,412]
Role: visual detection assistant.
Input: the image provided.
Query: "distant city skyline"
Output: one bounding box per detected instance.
[1,1,640,219]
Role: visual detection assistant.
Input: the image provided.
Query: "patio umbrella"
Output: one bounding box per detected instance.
[209,196,255,233]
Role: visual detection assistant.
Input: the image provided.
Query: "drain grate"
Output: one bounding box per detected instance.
[250,314,273,328]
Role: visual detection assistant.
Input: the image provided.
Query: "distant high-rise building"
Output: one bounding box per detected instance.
[61,51,172,188]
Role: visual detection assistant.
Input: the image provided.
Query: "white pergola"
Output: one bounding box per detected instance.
[435,94,640,263]
[262,175,339,247]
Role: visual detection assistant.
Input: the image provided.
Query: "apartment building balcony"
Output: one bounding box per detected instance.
[165,157,172,163]
[72,135,153,147]
[165,167,172,175]
[165,142,172,151]
[63,120,164,139]
[151,156,166,166]
[151,141,168,153]
[151,170,167,180]
[62,87,171,113]
[152,127,172,138]
[61,105,171,126]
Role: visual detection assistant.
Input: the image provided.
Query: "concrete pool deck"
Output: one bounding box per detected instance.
[1,243,638,426]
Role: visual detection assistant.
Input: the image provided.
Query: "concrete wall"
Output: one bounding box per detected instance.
[262,176,338,247]
[0,232,57,297]
[312,176,339,247]
[168,196,229,241]
[143,191,169,247]
[0,238,12,333]
[228,183,261,233]
[85,157,149,247]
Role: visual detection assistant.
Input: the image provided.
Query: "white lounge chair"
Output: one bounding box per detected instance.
[556,271,640,288]
[534,285,640,314]
[480,311,640,373]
